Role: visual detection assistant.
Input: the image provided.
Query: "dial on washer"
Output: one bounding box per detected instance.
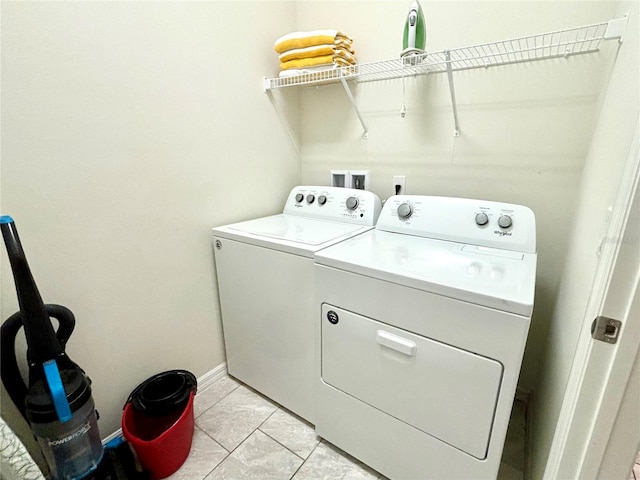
[397,203,413,219]
[346,196,359,210]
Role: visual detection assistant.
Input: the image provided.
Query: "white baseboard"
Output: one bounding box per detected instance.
[196,362,228,391]
[102,362,228,444]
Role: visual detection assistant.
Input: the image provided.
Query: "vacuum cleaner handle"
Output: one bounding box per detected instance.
[0,304,77,420]
[46,304,75,348]
[0,312,29,419]
[0,218,66,365]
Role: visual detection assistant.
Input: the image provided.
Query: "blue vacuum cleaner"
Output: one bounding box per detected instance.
[0,216,104,479]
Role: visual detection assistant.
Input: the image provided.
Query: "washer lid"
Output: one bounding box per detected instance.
[213,214,372,256]
[315,230,537,316]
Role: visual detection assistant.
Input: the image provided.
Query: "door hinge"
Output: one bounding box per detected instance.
[591,316,622,344]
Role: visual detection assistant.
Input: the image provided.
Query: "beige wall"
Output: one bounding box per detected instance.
[531,0,640,477]
[295,0,619,392]
[1,1,299,439]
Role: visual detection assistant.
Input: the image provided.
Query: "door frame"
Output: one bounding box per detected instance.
[543,115,640,479]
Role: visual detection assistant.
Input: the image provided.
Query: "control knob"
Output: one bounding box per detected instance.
[475,212,489,226]
[318,195,327,205]
[397,203,413,219]
[346,196,359,210]
[295,193,304,203]
[498,215,513,229]
[306,194,315,204]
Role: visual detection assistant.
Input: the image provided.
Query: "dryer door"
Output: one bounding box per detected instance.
[321,304,503,459]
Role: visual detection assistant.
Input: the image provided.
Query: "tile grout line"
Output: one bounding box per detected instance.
[197,390,284,478]
[256,425,311,462]
[254,405,324,465]
[204,378,378,479]
[246,387,321,464]
[191,425,230,480]
[194,424,230,455]
[198,376,322,480]
[254,427,310,480]
[193,379,249,480]
[194,383,241,420]
[288,456,308,480]
[201,407,313,480]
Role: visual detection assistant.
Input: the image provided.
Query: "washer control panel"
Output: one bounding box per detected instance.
[284,186,382,226]
[378,195,536,253]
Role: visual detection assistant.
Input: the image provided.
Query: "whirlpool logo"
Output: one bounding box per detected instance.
[494,230,513,237]
[48,423,91,446]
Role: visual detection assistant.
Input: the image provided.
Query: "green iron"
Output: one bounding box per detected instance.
[401,0,426,58]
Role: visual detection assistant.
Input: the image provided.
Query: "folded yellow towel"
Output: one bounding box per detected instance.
[280,54,356,71]
[279,43,355,63]
[274,29,353,54]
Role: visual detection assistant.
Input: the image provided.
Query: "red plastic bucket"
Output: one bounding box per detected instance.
[122,391,195,479]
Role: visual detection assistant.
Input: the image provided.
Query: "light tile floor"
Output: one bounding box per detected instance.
[165,374,526,480]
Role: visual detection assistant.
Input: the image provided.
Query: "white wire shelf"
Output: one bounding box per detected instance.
[263,14,628,137]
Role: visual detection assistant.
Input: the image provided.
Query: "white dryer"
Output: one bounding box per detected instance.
[213,186,381,423]
[314,195,537,480]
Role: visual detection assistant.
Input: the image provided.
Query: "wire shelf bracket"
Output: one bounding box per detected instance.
[263,14,629,138]
[604,13,629,42]
[445,51,460,137]
[338,72,369,139]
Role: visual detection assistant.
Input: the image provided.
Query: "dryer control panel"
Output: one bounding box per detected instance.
[377,195,536,254]
[284,186,382,226]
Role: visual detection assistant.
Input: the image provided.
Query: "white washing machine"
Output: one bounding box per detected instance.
[212,186,381,423]
[314,195,537,480]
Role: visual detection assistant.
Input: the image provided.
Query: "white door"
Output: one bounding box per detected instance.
[544,121,640,479]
